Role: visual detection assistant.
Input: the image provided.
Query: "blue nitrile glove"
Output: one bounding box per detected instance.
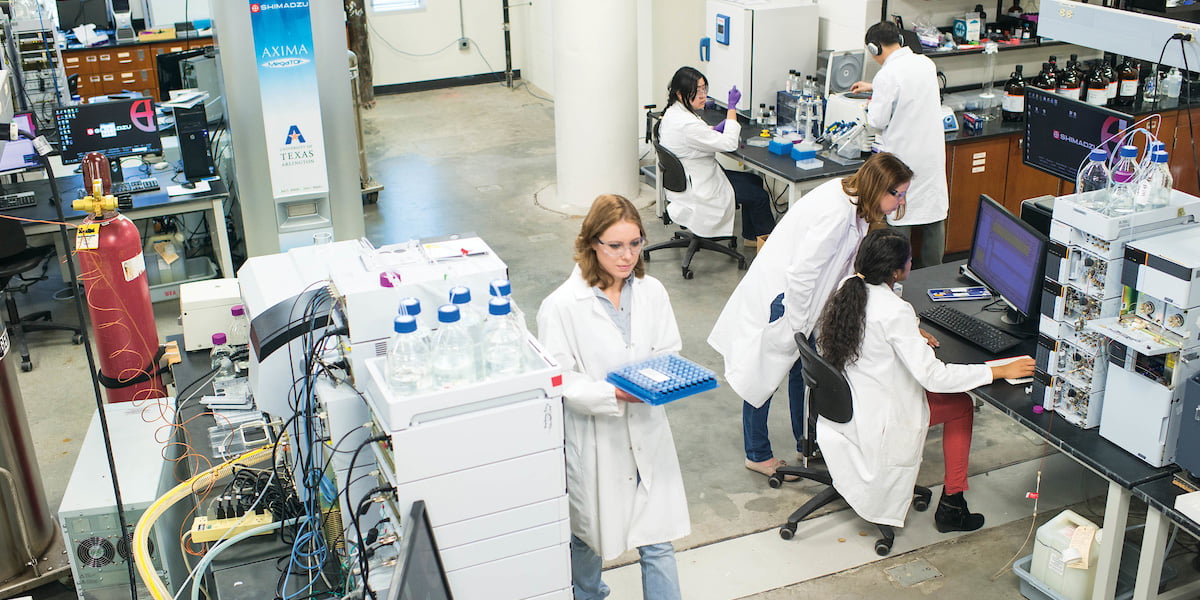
[727,86,741,110]
[713,120,727,133]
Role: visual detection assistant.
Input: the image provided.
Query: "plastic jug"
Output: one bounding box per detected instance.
[1029,509,1102,600]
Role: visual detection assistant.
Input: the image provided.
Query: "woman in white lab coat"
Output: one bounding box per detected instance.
[658,66,775,243]
[851,21,949,268]
[537,194,689,600]
[708,152,911,477]
[814,229,1035,529]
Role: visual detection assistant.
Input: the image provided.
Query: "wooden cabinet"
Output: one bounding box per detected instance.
[946,137,1011,254]
[1004,135,1064,214]
[63,39,212,102]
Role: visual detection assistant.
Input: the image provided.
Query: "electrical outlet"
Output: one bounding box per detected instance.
[458,37,470,50]
[190,511,274,543]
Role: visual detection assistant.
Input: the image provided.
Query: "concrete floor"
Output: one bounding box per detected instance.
[7,81,1198,599]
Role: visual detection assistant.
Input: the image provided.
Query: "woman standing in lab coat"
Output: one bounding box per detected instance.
[658,66,775,244]
[708,152,912,477]
[537,194,689,600]
[814,229,1035,529]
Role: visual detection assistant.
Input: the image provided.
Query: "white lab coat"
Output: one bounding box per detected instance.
[866,47,949,227]
[658,102,741,238]
[708,178,868,408]
[817,282,992,526]
[536,267,690,560]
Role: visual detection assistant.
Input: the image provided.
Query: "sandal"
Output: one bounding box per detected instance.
[745,458,800,481]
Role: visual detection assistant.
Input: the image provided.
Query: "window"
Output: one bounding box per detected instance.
[372,0,423,11]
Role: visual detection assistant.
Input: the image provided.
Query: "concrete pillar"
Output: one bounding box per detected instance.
[552,0,639,212]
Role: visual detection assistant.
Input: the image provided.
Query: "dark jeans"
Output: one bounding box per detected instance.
[743,293,810,462]
[724,169,776,240]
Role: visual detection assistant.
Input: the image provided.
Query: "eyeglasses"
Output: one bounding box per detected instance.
[888,188,907,198]
[697,84,708,93]
[595,237,646,257]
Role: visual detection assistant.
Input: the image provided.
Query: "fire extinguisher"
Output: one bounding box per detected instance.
[72,152,165,403]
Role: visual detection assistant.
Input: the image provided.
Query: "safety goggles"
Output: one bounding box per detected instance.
[595,237,646,258]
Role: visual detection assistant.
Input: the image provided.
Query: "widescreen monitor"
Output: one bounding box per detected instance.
[967,195,1049,324]
[156,48,206,100]
[386,500,453,600]
[0,113,39,174]
[1023,86,1132,182]
[54,98,162,165]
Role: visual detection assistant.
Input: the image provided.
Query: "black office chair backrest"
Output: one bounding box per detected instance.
[0,217,26,260]
[794,332,854,424]
[652,119,688,193]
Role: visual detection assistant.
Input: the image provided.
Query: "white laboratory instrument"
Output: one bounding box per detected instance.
[701,0,819,118]
[824,93,874,152]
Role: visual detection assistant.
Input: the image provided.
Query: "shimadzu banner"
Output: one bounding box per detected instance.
[248,0,329,198]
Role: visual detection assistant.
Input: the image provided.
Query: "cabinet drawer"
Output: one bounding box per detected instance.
[114,48,151,69]
[63,54,95,76]
[117,69,152,87]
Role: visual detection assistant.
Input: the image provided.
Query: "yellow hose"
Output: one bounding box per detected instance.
[133,445,277,600]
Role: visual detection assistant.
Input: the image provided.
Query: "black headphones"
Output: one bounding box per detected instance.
[866,31,905,56]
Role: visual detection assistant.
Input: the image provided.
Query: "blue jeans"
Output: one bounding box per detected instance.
[724,169,776,240]
[571,535,681,600]
[743,293,810,463]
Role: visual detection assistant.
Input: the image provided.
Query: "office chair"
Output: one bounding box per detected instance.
[0,219,83,372]
[641,122,748,279]
[770,332,933,556]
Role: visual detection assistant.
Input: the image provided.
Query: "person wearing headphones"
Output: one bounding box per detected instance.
[850,21,948,269]
[814,228,1035,532]
[658,66,776,247]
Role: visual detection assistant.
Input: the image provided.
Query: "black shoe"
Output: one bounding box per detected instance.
[934,491,985,533]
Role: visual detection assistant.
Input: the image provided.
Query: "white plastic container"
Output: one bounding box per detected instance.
[1029,509,1102,600]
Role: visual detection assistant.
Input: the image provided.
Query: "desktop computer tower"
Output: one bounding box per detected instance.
[175,105,215,180]
[1180,373,1200,478]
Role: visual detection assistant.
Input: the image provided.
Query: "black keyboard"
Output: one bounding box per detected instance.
[919,305,1022,354]
[111,178,160,194]
[0,191,36,209]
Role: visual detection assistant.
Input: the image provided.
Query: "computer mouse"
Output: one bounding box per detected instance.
[182,181,196,190]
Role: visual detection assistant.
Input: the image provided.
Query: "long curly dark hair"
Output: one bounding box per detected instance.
[817,228,911,371]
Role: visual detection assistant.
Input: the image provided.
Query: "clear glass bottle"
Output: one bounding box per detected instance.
[399,297,433,346]
[210,333,235,381]
[227,305,250,347]
[1165,68,1183,98]
[481,298,525,379]
[1075,148,1110,212]
[448,286,485,341]
[1108,145,1140,215]
[1002,65,1026,122]
[1136,150,1173,211]
[389,315,430,395]
[431,305,477,389]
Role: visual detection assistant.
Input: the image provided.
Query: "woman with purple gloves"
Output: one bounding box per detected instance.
[657,67,775,247]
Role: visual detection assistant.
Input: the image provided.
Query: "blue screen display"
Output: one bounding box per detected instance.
[968,195,1047,318]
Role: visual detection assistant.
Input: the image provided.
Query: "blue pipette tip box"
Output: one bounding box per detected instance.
[605,354,719,405]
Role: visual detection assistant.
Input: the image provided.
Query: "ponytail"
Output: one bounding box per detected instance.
[816,228,912,371]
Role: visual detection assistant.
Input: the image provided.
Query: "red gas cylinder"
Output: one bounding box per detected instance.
[73,153,165,403]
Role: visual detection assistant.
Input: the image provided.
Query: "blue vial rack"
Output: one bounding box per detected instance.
[605,354,718,406]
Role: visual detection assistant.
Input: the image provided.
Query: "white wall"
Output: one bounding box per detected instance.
[368,0,519,87]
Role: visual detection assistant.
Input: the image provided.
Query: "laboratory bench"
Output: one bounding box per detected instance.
[61,36,213,102]
[905,261,1184,600]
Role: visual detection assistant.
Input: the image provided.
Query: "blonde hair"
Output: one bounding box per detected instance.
[841,152,913,225]
[574,194,647,289]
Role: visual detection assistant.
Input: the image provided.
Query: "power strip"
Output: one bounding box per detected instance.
[190,511,274,543]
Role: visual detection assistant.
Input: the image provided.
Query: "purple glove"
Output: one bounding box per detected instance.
[727,85,741,110]
[713,120,727,133]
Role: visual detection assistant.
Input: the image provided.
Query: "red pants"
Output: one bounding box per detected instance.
[927,392,974,495]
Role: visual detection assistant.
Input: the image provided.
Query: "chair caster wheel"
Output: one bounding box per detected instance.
[20,359,32,372]
[779,525,796,540]
[72,333,84,345]
[875,540,892,556]
[682,268,693,279]
[738,259,748,270]
[768,475,783,489]
[913,498,929,512]
[642,250,651,262]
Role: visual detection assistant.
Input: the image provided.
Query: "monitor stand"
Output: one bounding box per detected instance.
[1001,307,1038,338]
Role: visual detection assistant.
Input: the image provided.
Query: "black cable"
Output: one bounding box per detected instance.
[342,435,389,598]
[350,485,395,600]
[1177,37,1200,190]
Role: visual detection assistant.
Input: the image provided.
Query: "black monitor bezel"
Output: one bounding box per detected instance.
[1022,86,1134,183]
[53,98,163,165]
[967,194,1049,320]
[155,48,207,101]
[386,500,453,600]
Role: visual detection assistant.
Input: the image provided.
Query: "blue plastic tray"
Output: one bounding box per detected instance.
[606,354,718,405]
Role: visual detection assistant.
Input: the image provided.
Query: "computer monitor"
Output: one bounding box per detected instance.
[156,49,206,101]
[0,113,40,174]
[54,98,162,181]
[385,501,453,600]
[1023,86,1133,182]
[967,195,1049,326]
